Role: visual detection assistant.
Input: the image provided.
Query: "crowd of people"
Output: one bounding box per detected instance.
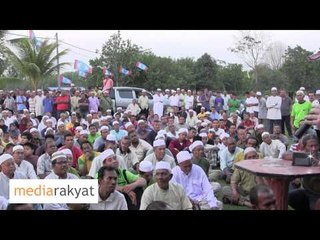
[0,85,320,210]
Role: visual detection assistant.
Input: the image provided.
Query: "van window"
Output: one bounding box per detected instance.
[134,90,142,99]
[119,89,133,99]
[109,89,115,99]
[146,92,153,100]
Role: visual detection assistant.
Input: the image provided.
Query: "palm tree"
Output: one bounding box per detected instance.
[4,37,69,90]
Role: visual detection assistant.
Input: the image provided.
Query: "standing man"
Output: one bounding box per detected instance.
[103,76,114,94]
[279,89,293,137]
[138,89,149,117]
[153,88,164,118]
[34,89,45,121]
[266,87,282,133]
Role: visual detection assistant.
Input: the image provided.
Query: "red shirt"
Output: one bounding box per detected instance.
[56,95,69,111]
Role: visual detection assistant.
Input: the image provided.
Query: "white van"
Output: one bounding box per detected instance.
[109,87,153,112]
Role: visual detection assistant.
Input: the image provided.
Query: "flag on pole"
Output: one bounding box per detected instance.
[74,60,92,73]
[29,30,43,49]
[60,75,72,85]
[136,61,148,71]
[119,67,131,76]
[102,67,113,77]
[308,51,320,61]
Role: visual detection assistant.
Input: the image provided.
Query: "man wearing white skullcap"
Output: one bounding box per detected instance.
[12,145,37,179]
[266,86,282,133]
[221,147,258,207]
[60,148,80,178]
[153,87,164,118]
[260,131,286,159]
[189,140,210,176]
[110,121,127,142]
[140,161,192,210]
[168,128,191,161]
[144,139,176,170]
[99,148,146,210]
[92,126,109,151]
[138,160,155,189]
[0,154,27,199]
[44,151,79,210]
[171,151,222,210]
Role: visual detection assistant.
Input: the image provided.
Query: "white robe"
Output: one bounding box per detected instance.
[34,94,45,116]
[153,94,164,117]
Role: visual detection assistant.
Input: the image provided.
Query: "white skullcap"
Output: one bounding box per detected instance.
[92,119,100,124]
[43,115,49,120]
[100,149,115,162]
[261,132,270,138]
[80,130,89,135]
[196,120,202,124]
[153,139,166,148]
[71,112,77,115]
[201,107,205,110]
[219,133,230,140]
[137,120,145,124]
[201,122,208,127]
[205,111,210,115]
[100,126,109,132]
[75,126,83,131]
[244,147,257,156]
[0,154,13,165]
[177,151,192,164]
[142,89,147,93]
[51,151,66,162]
[177,88,180,91]
[23,108,29,112]
[171,90,176,93]
[106,116,113,120]
[156,88,161,92]
[106,134,117,142]
[165,89,169,92]
[296,90,304,96]
[189,140,204,152]
[199,132,208,138]
[57,121,65,127]
[125,122,133,129]
[106,109,112,113]
[112,121,119,126]
[45,128,53,134]
[30,128,38,133]
[177,128,188,135]
[271,87,277,91]
[299,87,305,91]
[117,107,122,111]
[90,110,95,113]
[86,114,92,117]
[256,124,264,129]
[188,109,194,112]
[46,119,53,124]
[158,130,167,136]
[60,148,73,157]
[155,134,165,140]
[139,160,154,172]
[13,145,24,152]
[256,91,262,96]
[316,90,320,95]
[155,161,171,173]
[37,89,42,92]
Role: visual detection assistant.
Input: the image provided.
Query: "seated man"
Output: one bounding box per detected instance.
[249,184,276,210]
[140,161,192,210]
[171,151,222,210]
[222,147,258,207]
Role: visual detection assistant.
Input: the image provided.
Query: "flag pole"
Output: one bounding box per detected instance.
[56,32,60,90]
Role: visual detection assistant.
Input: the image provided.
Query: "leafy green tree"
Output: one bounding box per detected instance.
[216,63,245,93]
[193,53,219,90]
[281,45,320,92]
[4,37,69,90]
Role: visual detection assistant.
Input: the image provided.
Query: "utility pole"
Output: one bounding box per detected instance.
[56,32,60,89]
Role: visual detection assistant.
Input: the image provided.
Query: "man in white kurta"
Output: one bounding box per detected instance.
[140,161,192,210]
[0,154,27,200]
[153,89,164,118]
[259,132,286,159]
[171,151,221,210]
[12,145,38,179]
[266,87,282,133]
[34,90,45,117]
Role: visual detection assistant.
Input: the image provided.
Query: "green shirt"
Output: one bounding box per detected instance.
[116,168,139,186]
[192,157,210,176]
[291,101,312,128]
[88,133,101,145]
[228,99,240,113]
